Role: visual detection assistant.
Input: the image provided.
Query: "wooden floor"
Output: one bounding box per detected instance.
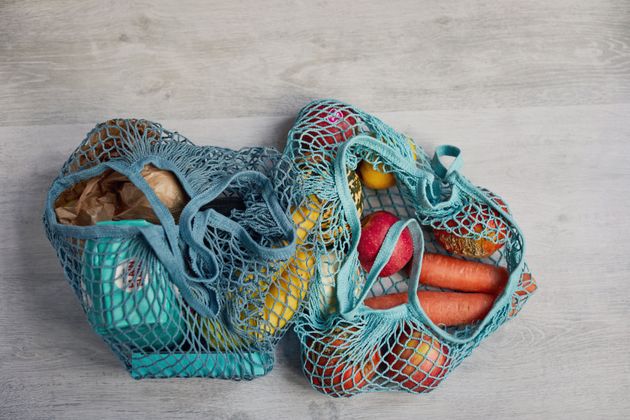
[1,1,629,419]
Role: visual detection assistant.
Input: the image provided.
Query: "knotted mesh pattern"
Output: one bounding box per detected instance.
[44,119,312,379]
[284,99,536,397]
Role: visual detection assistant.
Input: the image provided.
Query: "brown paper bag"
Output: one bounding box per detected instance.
[55,164,188,226]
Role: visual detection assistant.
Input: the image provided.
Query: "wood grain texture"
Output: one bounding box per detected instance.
[1,0,630,418]
[1,104,629,419]
[1,0,630,126]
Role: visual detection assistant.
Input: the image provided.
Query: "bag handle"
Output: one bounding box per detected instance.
[431,144,463,179]
[338,218,426,320]
[116,162,297,319]
[428,144,526,302]
[135,224,220,319]
[331,134,434,315]
[46,158,296,319]
[179,170,297,262]
[329,136,526,344]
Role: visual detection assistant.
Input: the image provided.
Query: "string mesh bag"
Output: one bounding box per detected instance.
[283,99,537,397]
[43,119,314,379]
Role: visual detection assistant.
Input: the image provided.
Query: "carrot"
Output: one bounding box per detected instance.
[364,291,495,326]
[418,253,508,294]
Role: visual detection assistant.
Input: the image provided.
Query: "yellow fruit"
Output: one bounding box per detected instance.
[195,251,314,348]
[258,249,315,336]
[320,171,363,243]
[358,136,418,190]
[192,311,252,351]
[291,195,322,244]
[358,161,396,189]
[194,192,322,349]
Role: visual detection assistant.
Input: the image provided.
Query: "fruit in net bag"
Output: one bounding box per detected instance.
[300,104,359,146]
[433,191,510,258]
[320,170,364,244]
[304,327,381,397]
[384,326,450,392]
[358,160,396,189]
[358,136,417,190]
[259,249,315,336]
[358,211,413,277]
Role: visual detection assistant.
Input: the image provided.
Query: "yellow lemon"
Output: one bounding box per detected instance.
[358,161,396,189]
[358,136,418,190]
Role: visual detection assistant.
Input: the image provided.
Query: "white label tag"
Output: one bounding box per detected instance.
[114,259,149,292]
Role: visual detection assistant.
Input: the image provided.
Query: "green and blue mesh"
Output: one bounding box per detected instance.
[43,119,313,379]
[283,99,536,397]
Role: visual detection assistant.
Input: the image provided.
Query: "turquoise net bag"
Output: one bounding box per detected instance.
[283,99,537,397]
[43,119,313,379]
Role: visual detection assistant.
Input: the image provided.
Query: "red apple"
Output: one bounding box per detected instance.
[434,191,510,258]
[300,104,359,147]
[358,211,413,277]
[303,327,380,397]
[384,326,450,392]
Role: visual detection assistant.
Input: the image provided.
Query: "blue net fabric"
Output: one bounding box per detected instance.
[43,119,313,379]
[283,100,536,397]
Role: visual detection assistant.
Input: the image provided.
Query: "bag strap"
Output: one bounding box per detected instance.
[329,136,526,344]
[135,224,220,318]
[105,159,222,319]
[429,145,525,302]
[338,218,426,320]
[113,161,297,318]
[179,170,297,262]
[431,144,464,179]
[47,158,296,319]
[331,135,432,315]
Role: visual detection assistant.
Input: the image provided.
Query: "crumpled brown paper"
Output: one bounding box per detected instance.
[55,164,188,226]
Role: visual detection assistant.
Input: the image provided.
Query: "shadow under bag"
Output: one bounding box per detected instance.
[43,119,312,379]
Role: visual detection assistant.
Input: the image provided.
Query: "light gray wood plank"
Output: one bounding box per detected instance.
[1,103,629,419]
[1,0,630,126]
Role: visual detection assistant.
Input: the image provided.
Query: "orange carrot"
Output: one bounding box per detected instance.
[364,291,495,326]
[418,253,508,294]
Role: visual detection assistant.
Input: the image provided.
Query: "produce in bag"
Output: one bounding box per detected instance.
[44,118,311,379]
[83,220,185,349]
[284,99,535,397]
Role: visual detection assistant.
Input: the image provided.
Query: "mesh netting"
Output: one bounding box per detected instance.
[283,99,536,397]
[43,119,313,379]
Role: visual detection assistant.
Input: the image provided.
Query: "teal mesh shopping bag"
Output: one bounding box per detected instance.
[283,100,536,397]
[43,119,314,379]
